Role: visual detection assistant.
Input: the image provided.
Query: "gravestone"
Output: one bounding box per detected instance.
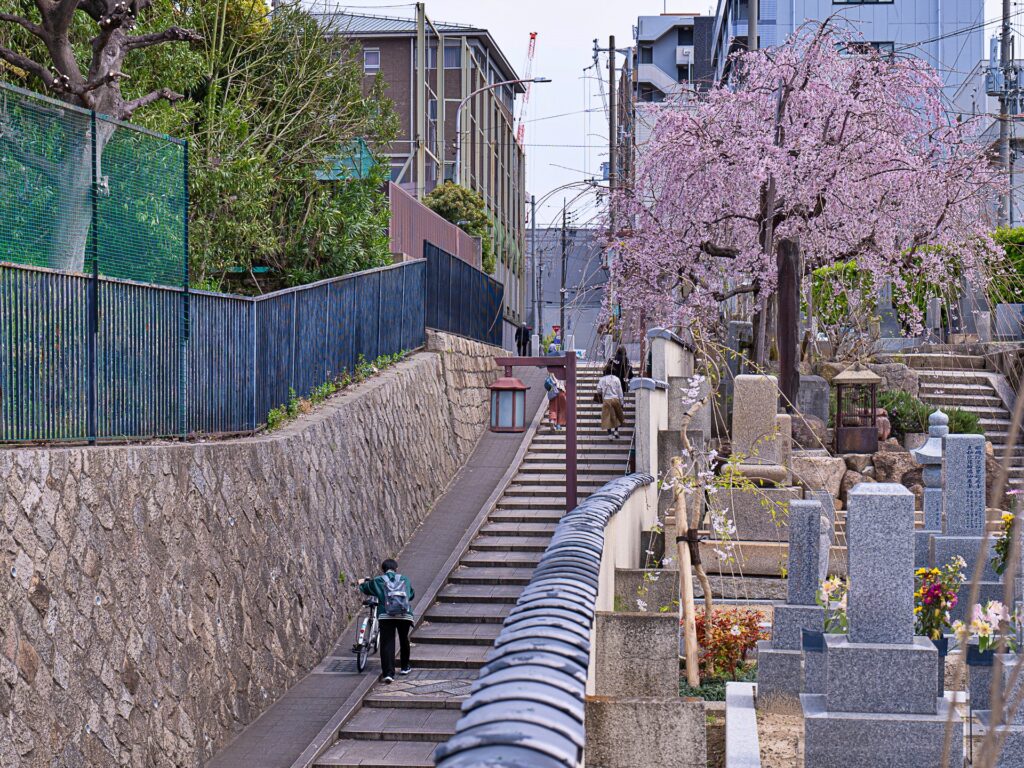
[930,433,1000,621]
[802,483,960,768]
[797,375,830,424]
[911,410,947,568]
[976,653,1024,767]
[756,499,828,713]
[732,375,781,467]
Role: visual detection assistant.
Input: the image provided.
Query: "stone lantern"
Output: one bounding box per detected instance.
[489,371,528,432]
[832,365,882,454]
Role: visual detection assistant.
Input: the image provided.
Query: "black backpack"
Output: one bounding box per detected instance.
[382,573,410,617]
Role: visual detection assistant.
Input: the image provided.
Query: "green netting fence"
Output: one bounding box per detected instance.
[0,80,187,286]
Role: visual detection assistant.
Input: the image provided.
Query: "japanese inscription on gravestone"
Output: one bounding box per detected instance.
[943,435,986,536]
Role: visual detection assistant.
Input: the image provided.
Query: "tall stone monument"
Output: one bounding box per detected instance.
[802,484,961,768]
[978,653,1024,767]
[911,410,947,568]
[756,499,829,712]
[930,433,1000,621]
[714,374,800,529]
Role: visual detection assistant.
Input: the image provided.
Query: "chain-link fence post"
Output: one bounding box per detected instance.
[86,109,99,445]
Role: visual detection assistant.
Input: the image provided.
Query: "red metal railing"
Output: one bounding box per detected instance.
[387,182,482,269]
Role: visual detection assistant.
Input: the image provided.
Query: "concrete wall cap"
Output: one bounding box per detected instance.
[629,377,669,391]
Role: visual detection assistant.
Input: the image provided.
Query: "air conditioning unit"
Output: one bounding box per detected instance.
[676,45,694,65]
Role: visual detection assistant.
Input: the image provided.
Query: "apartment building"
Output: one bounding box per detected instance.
[708,0,983,98]
[316,6,528,327]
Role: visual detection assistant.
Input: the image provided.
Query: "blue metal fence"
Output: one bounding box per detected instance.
[0,260,427,442]
[424,241,504,346]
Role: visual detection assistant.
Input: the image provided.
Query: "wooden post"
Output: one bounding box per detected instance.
[672,457,700,688]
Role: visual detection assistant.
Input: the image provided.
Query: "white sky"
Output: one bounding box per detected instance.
[317,0,1005,227]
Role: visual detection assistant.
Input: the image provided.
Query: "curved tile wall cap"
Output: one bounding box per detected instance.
[646,326,697,351]
[434,473,654,768]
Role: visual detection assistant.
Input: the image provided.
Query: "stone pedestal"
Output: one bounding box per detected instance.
[757,499,827,713]
[976,654,1024,768]
[585,698,706,768]
[593,612,678,698]
[710,486,802,543]
[614,568,679,614]
[802,694,963,768]
[802,484,957,767]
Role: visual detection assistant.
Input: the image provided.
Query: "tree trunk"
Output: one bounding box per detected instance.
[777,238,800,410]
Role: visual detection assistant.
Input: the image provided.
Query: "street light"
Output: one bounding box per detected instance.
[454,77,551,186]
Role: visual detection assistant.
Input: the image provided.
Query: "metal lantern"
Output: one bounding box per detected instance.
[489,372,528,432]
[833,364,883,454]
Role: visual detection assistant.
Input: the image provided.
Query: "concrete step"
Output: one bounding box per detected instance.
[469,535,551,552]
[918,401,1008,417]
[502,484,606,498]
[448,565,535,585]
[436,584,523,603]
[459,550,544,568]
[412,622,503,646]
[480,522,558,537]
[903,355,988,370]
[496,497,572,510]
[423,603,512,624]
[315,739,437,767]
[337,707,461,742]
[487,510,564,525]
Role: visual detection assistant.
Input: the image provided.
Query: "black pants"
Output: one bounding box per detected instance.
[379,619,411,677]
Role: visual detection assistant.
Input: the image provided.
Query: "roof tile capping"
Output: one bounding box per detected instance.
[433,473,654,768]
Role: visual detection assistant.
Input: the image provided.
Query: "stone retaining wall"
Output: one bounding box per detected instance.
[0,331,500,768]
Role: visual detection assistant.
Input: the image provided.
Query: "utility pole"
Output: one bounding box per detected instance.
[999,0,1013,225]
[531,194,539,336]
[608,35,617,239]
[560,200,568,344]
[749,0,758,52]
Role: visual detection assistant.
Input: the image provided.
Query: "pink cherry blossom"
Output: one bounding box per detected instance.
[607,23,1003,334]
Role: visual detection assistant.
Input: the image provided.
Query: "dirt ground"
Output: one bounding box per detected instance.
[757,710,803,768]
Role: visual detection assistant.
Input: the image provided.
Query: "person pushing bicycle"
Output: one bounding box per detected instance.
[358,559,415,683]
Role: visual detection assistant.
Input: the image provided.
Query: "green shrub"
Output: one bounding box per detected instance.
[877,390,930,440]
[877,390,985,440]
[946,408,983,436]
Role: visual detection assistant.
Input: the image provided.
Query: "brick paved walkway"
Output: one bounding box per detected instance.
[206,368,548,768]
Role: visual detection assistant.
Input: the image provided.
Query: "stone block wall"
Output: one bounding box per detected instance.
[0,331,500,768]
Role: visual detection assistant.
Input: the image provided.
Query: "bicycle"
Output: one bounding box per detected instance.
[352,595,380,673]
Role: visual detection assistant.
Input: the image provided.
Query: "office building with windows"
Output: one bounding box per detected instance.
[708,0,983,98]
[315,8,528,328]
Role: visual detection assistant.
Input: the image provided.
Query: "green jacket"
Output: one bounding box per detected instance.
[359,571,415,620]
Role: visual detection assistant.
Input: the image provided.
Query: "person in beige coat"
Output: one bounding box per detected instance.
[597,362,625,438]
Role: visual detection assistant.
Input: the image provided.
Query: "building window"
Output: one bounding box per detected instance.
[639,84,664,103]
[444,45,462,69]
[639,46,653,64]
[677,27,694,46]
[363,48,381,73]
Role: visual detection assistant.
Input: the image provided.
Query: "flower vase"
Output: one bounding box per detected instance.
[802,629,827,694]
[967,641,996,712]
[931,636,949,696]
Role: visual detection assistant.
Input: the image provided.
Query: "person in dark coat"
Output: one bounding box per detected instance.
[610,345,632,393]
[515,323,531,356]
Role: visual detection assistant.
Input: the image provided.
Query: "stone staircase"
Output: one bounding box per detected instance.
[314,366,633,767]
[902,352,1023,493]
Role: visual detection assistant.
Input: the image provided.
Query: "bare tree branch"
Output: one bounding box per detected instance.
[126,26,201,50]
[0,12,45,39]
[714,282,760,302]
[0,45,57,89]
[123,86,184,115]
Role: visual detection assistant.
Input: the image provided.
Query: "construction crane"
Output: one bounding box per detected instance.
[515,32,538,146]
